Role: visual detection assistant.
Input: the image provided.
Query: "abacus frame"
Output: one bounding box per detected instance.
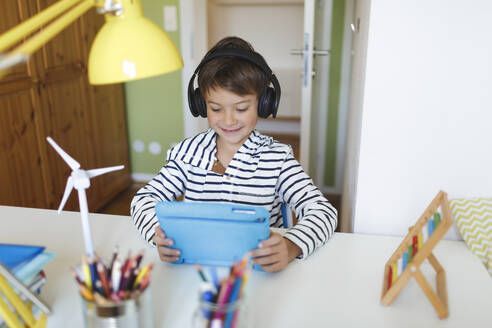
[380,191,453,319]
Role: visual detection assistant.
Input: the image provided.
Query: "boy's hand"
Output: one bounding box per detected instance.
[250,231,301,272]
[153,226,181,263]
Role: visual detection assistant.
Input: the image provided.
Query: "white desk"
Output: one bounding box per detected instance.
[0,206,491,327]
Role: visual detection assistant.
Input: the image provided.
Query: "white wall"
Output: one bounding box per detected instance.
[207,1,304,119]
[181,0,209,137]
[207,3,304,70]
[348,0,492,238]
[340,0,371,233]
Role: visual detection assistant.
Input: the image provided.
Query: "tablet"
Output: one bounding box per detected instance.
[155,201,270,266]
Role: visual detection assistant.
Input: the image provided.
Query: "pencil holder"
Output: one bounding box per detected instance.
[81,288,153,328]
[192,294,248,328]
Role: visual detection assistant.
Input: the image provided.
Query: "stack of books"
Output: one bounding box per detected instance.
[0,244,55,324]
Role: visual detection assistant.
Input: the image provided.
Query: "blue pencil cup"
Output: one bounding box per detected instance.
[192,293,248,328]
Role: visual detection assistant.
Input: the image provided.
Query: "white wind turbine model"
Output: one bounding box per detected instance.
[46,137,124,258]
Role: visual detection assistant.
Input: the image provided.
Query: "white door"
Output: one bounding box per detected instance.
[183,0,305,138]
[299,0,315,172]
[180,0,351,194]
[296,0,353,194]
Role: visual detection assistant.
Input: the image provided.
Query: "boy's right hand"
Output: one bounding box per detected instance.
[153,226,181,263]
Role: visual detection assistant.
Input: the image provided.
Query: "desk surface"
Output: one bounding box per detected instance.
[0,205,491,327]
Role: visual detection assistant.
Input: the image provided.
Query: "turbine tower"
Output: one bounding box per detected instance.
[46,137,124,258]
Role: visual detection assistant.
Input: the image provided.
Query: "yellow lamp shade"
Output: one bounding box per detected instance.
[88,0,183,85]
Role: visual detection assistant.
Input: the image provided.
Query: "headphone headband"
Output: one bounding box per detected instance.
[193,48,273,76]
[188,47,281,118]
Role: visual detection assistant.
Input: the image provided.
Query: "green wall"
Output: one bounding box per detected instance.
[125,0,346,183]
[308,0,346,189]
[125,0,184,175]
[323,0,345,187]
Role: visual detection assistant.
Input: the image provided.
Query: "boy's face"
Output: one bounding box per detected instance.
[205,87,259,149]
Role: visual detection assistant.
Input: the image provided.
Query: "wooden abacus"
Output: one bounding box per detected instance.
[381,191,453,319]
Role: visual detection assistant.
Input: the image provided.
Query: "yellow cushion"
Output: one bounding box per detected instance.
[450,198,492,277]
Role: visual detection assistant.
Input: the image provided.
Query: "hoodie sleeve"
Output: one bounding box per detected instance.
[130,159,187,245]
[276,148,338,259]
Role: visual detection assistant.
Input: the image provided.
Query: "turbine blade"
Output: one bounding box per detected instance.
[87,165,124,179]
[46,137,80,170]
[58,177,74,214]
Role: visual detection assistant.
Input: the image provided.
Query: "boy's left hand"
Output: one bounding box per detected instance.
[250,231,301,272]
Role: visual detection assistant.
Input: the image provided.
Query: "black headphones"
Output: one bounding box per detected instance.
[187,48,281,118]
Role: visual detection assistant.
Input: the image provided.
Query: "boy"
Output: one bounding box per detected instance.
[130,37,337,272]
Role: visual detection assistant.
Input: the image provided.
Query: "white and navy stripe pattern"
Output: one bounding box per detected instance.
[130,129,337,259]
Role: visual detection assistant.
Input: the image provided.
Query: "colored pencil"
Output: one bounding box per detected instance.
[195,264,208,282]
[97,262,111,297]
[133,263,152,288]
[111,257,122,294]
[74,248,153,304]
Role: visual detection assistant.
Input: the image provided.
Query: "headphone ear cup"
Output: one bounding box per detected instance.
[192,88,207,118]
[257,87,275,118]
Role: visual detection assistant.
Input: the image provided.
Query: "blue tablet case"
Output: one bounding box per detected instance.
[155,202,270,266]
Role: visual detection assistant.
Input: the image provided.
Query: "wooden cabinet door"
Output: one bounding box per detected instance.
[0,1,48,208]
[0,0,131,211]
[79,8,132,211]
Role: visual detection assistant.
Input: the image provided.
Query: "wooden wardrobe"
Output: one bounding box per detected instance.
[0,0,131,212]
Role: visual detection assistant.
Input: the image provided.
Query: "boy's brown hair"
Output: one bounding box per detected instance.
[198,37,270,99]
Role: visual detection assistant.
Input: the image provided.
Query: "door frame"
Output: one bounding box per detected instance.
[180,1,353,193]
[180,0,208,138]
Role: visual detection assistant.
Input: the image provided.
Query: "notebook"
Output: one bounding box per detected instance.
[13,252,56,283]
[156,201,270,267]
[0,244,45,270]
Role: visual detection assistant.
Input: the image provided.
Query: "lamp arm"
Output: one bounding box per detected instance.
[0,0,99,79]
[9,0,95,57]
[0,0,82,54]
[0,0,183,84]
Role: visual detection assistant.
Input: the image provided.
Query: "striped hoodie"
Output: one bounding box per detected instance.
[130,129,337,259]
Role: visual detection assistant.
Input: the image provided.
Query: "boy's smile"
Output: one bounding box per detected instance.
[205,87,259,151]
